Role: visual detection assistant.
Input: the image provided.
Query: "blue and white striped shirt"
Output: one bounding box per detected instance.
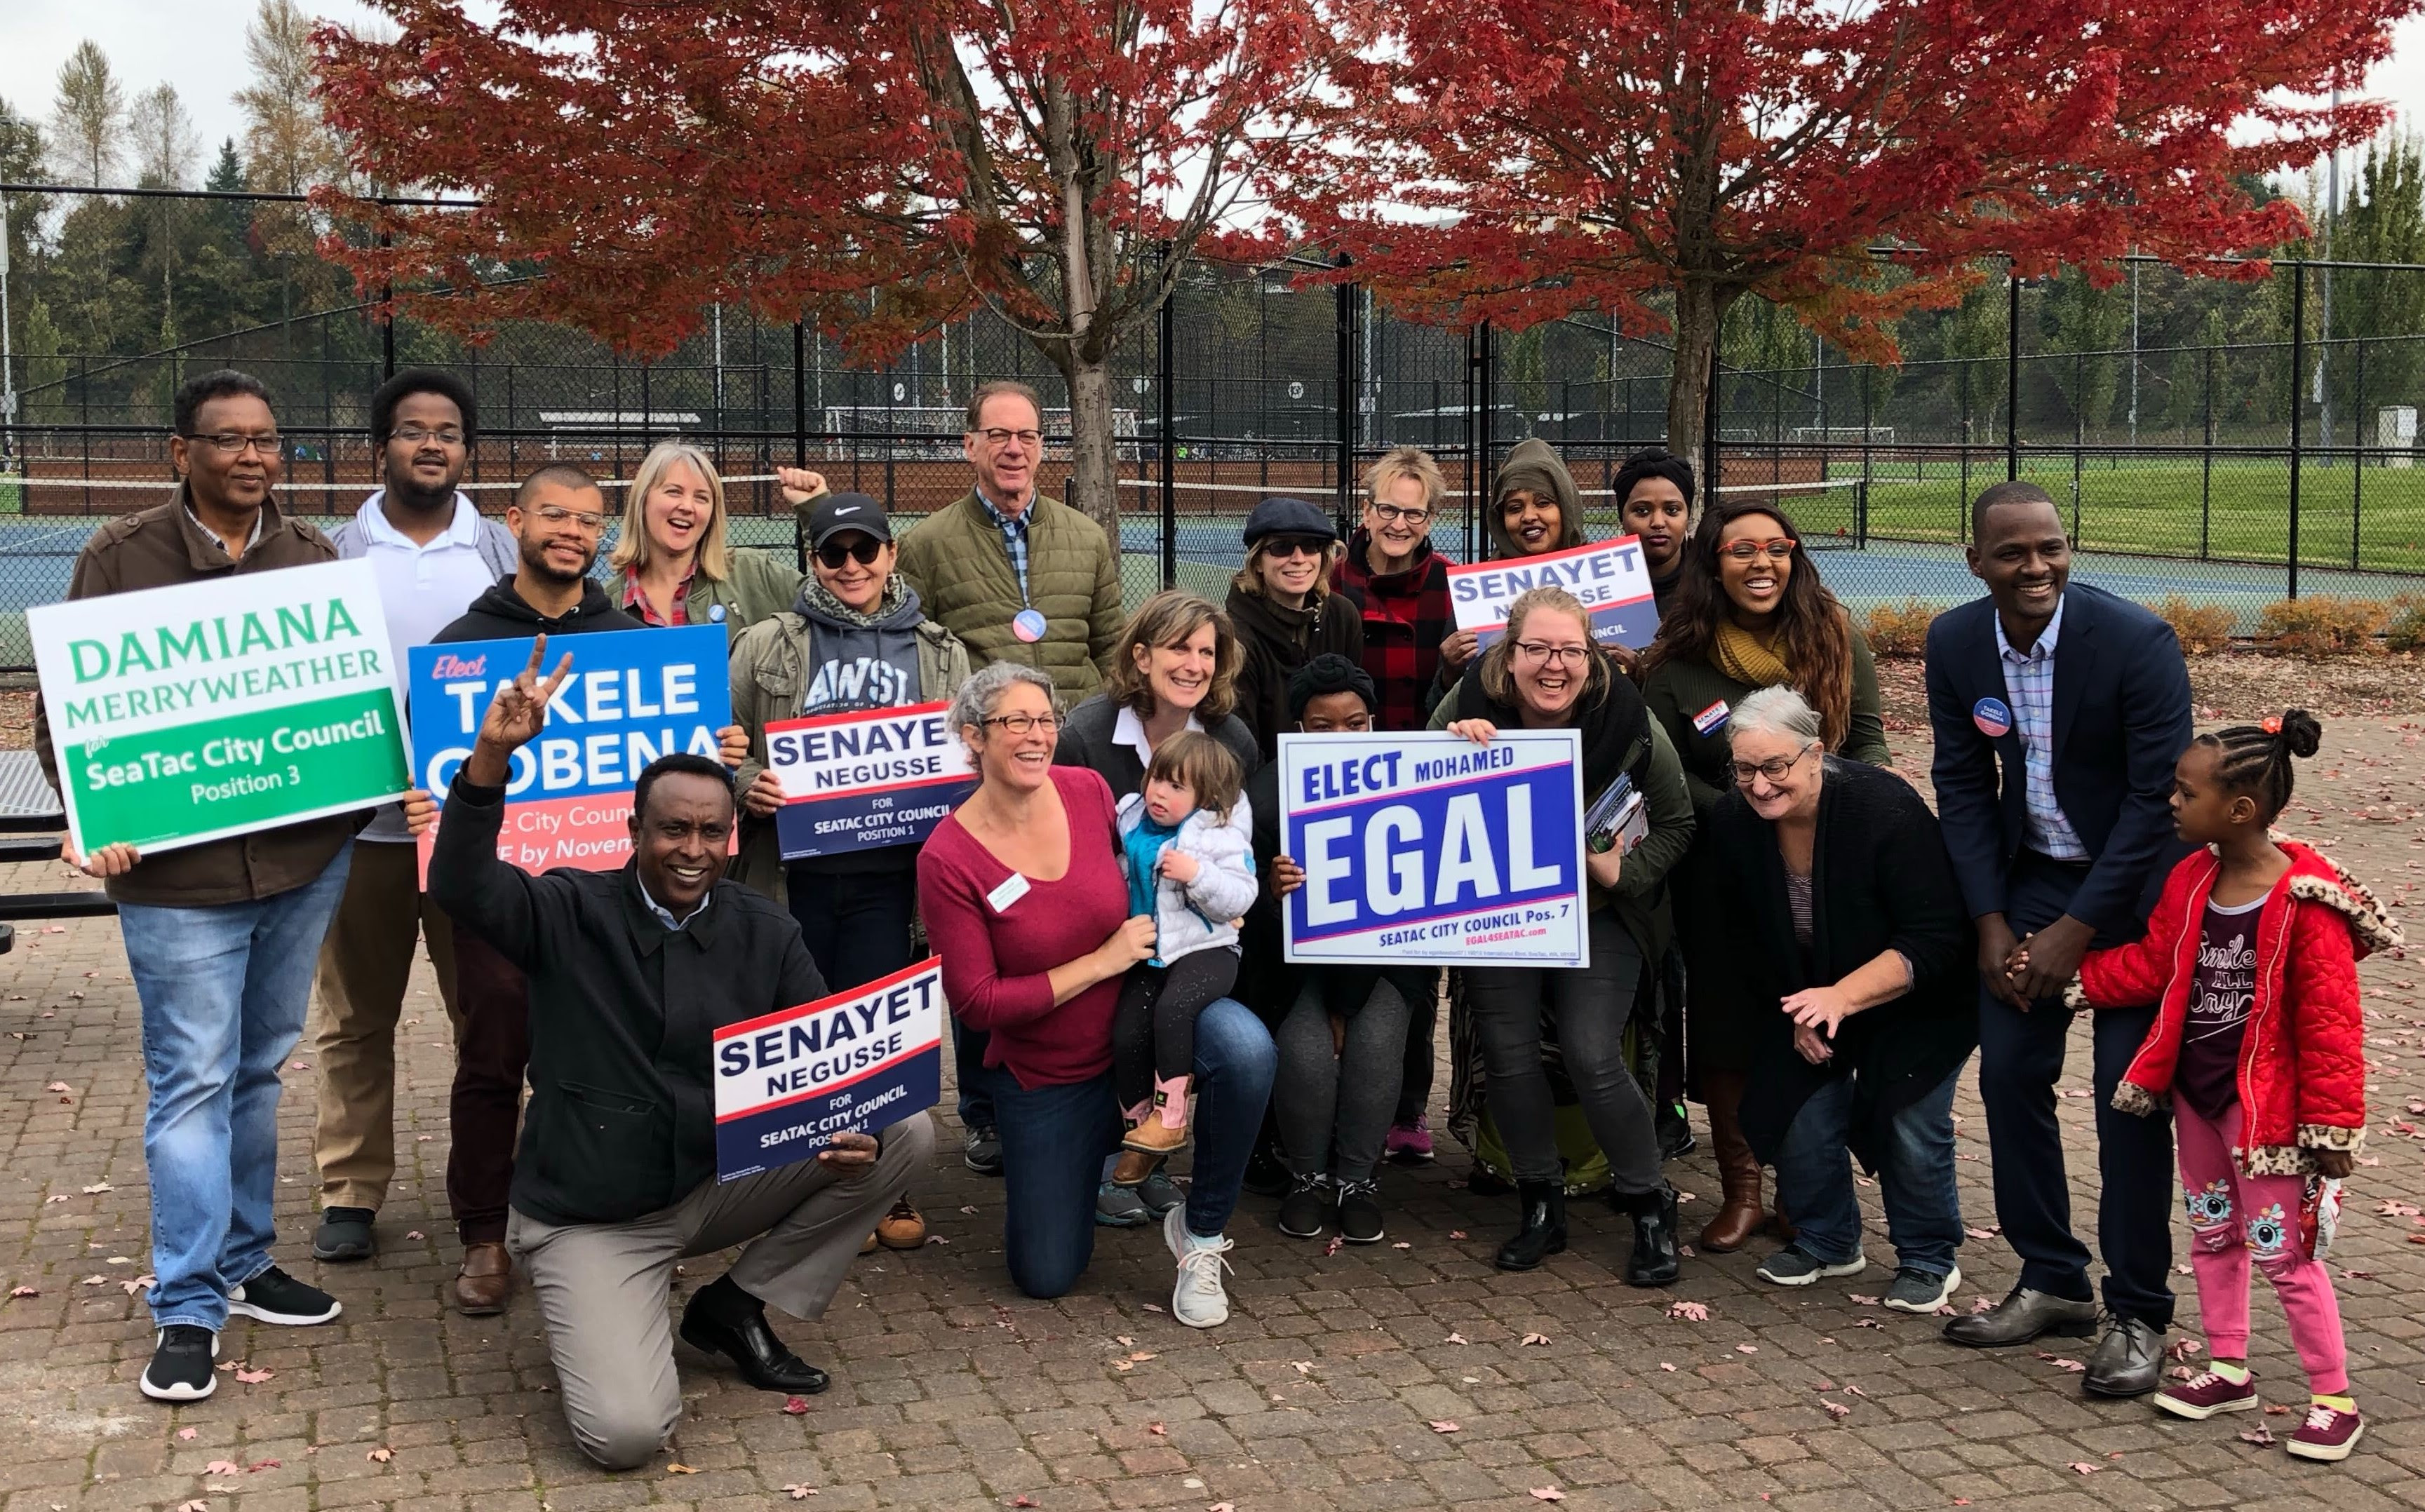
[1995,595,2088,861]
[976,489,1033,606]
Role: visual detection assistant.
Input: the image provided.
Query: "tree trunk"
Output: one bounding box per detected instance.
[1665,276,1735,504]
[1065,353,1121,538]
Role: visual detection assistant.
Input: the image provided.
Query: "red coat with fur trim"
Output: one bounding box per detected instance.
[2067,841,2398,1176]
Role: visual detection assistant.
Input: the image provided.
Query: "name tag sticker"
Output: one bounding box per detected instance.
[1692,700,1730,736]
[986,872,1032,913]
[1973,696,2014,739]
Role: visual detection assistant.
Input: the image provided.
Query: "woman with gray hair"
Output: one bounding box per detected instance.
[1700,685,1978,1311]
[918,663,1276,1328]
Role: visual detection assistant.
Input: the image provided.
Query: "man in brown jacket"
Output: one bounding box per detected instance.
[36,370,368,1405]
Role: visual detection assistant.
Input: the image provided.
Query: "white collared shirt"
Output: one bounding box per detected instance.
[357,491,507,844]
[1113,703,1204,773]
[636,875,711,933]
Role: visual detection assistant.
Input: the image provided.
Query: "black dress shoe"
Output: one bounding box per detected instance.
[1940,1285,2099,1349]
[1494,1180,1567,1271]
[1622,1184,1682,1288]
[678,1290,831,1394]
[2083,1314,2165,1398]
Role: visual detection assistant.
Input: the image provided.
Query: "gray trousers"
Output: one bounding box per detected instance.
[1274,976,1413,1184]
[506,1114,936,1469]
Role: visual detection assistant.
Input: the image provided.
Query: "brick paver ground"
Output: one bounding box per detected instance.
[7,722,2425,1511]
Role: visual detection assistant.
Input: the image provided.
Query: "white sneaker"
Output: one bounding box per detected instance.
[1162,1205,1233,1328]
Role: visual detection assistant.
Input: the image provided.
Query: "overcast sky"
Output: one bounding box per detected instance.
[3,3,2419,191]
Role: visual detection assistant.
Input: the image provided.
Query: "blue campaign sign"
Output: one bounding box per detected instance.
[764,701,976,859]
[406,625,732,874]
[1444,534,1662,649]
[711,957,943,1182]
[1279,729,1589,967]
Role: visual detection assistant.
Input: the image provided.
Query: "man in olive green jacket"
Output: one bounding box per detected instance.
[894,382,1124,703]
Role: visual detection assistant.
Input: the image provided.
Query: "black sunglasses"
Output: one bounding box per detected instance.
[816,536,887,568]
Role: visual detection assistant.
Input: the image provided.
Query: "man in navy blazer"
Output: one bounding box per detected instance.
[1926,482,2192,1400]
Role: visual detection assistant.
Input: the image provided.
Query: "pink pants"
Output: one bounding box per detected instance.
[2175,1100,2349,1396]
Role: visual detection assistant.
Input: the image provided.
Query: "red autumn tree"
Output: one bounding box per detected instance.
[313,0,1348,530]
[1305,0,2411,481]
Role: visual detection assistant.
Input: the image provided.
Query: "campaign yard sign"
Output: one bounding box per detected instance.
[764,701,976,860]
[1279,729,1588,968]
[32,559,411,855]
[1445,534,1660,649]
[408,625,730,875]
[712,957,943,1182]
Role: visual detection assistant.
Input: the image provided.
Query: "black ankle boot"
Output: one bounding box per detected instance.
[1623,1183,1682,1288]
[1495,1180,1568,1271]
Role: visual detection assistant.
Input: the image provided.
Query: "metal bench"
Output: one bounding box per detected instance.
[0,750,117,956]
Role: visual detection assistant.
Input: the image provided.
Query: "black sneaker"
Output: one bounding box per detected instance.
[140,1325,217,1402]
[962,1125,1003,1177]
[1655,1102,1697,1160]
[311,1206,377,1262]
[227,1265,342,1326]
[1277,1173,1334,1238]
[1242,1142,1291,1198]
[1334,1177,1385,1244]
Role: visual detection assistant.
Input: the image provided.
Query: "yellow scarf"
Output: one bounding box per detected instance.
[1711,619,1794,689]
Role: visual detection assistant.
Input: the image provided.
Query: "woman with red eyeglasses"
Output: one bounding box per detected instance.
[727,491,974,1254]
[1639,499,1890,1257]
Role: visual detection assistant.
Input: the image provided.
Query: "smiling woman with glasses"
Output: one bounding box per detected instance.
[1428,586,1699,1286]
[1637,497,1892,1257]
[1699,686,1976,1313]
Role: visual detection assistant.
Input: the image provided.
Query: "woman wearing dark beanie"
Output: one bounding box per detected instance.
[1613,447,1695,617]
[1226,497,1364,764]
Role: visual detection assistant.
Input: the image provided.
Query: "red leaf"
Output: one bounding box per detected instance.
[784,1396,811,1415]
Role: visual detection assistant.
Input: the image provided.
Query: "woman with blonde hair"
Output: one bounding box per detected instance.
[604,440,808,638]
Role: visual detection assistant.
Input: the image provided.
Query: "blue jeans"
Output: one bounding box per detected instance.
[118,843,354,1332]
[976,997,1275,1299]
[1771,1060,1964,1278]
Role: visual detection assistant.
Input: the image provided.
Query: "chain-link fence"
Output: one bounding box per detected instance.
[4,184,2424,668]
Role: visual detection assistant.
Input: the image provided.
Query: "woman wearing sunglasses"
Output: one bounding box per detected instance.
[1223,497,1363,765]
[603,441,819,639]
[1638,499,1890,1257]
[727,492,973,1254]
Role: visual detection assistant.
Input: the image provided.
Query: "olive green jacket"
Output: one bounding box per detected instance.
[1640,630,1890,816]
[605,546,803,646]
[725,609,974,898]
[893,491,1123,703]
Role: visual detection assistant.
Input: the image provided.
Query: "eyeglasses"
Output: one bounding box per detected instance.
[1719,539,1796,562]
[1512,640,1591,667]
[1369,502,1430,526]
[530,504,607,532]
[389,424,466,447]
[182,432,285,457]
[1263,536,1331,560]
[816,536,886,569]
[1729,745,1816,785]
[974,428,1043,449]
[981,712,1061,736]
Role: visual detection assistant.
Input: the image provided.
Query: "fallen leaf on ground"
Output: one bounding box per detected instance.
[2264,1403,2295,1415]
[1013,1498,1040,1508]
[1963,1227,1996,1239]
[365,1447,393,1462]
[1969,1296,1995,1314]
[81,1181,110,1194]
[206,1461,241,1476]
[177,1428,197,1440]
[2166,1338,2203,1360]
[7,1285,36,1299]
[1821,1398,1850,1418]
[1529,1489,1565,1502]
[122,1275,154,1295]
[1848,1293,1881,1306]
[1445,1331,1467,1344]
[2069,1462,2101,1475]
[1129,1351,1156,1362]
[1448,1230,1468,1239]
[1667,1300,1709,1321]
[1115,1335,1135,1346]
[666,1462,699,1474]
[1660,1362,1677,1371]
[1209,1504,1233,1512]
[1852,1318,1886,1330]
[960,1206,979,1215]
[247,1460,279,1472]
[43,1195,68,1203]
[44,1081,69,1092]
[1148,1422,1167,1436]
[2240,1425,2276,1445]
[234,1366,274,1384]
[1323,1236,1343,1257]
[1843,1384,1867,1398]
[1392,1241,1411,1249]
[784,1396,811,1415]
[1429,1420,1460,1433]
[81,1274,105,1285]
[782,1486,819,1500]
[1735,1343,1759,1354]
[1521,1332,1551,1346]
[1290,1360,1313,1374]
[176,1502,208,1512]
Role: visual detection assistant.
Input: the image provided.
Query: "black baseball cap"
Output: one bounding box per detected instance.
[1242,495,1337,549]
[807,492,892,548]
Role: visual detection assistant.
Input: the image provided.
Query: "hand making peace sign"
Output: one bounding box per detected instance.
[462,635,576,787]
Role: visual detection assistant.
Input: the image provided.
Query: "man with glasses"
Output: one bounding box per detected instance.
[35,370,368,1401]
[894,380,1122,1178]
[428,464,645,1313]
[309,370,519,1268]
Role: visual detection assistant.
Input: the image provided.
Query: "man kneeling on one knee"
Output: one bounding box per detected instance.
[429,636,934,1471]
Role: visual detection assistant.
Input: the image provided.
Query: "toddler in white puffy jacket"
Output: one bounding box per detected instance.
[1111,731,1258,1178]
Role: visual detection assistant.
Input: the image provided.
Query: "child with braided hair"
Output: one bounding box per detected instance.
[2043,710,2398,1461]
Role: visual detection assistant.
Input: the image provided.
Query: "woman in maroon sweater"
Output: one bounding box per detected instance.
[919,663,1275,1324]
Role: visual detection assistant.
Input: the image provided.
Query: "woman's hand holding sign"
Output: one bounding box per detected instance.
[464,635,575,787]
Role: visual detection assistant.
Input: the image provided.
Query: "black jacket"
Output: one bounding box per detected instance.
[1924,582,2193,938]
[434,576,644,644]
[1705,757,1979,1168]
[1054,691,1261,801]
[429,771,828,1227]
[1223,586,1364,766]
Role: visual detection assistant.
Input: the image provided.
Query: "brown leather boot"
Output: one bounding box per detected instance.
[1698,1073,1765,1253]
[452,1241,513,1316]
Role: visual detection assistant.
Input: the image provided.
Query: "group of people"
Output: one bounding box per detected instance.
[39,363,2391,1471]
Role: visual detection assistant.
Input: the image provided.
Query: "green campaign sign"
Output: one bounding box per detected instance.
[31,558,412,855]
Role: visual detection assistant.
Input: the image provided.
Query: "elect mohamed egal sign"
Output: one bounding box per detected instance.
[31,560,412,855]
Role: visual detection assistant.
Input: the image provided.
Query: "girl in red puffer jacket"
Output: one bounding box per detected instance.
[2057,710,2398,1464]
